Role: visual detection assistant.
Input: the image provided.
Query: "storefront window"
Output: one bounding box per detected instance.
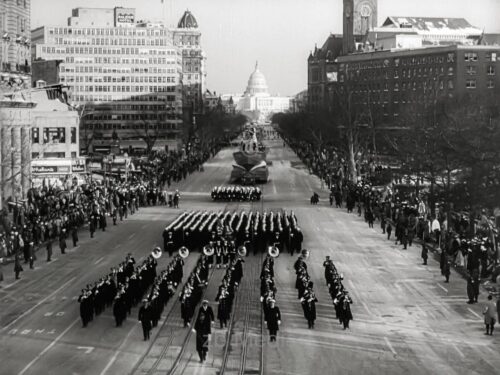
[43,127,66,144]
[32,128,39,143]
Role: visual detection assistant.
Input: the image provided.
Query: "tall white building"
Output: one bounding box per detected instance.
[31,7,184,153]
[237,62,290,122]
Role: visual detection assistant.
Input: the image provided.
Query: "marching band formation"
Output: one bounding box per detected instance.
[211,186,262,202]
[294,253,318,329]
[261,255,281,341]
[324,256,353,330]
[162,210,303,259]
[77,253,159,328]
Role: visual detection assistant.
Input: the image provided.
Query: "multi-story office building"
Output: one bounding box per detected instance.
[0,0,32,208]
[173,10,206,122]
[31,7,184,153]
[0,0,31,95]
[335,44,500,124]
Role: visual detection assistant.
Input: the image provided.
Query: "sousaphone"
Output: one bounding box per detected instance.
[151,246,162,259]
[237,245,247,257]
[268,245,279,258]
[178,246,190,258]
[203,245,214,256]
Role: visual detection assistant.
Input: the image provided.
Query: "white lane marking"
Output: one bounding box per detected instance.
[2,276,76,331]
[18,318,79,375]
[99,322,138,375]
[3,278,22,289]
[467,308,482,319]
[452,343,465,358]
[436,283,448,293]
[113,244,120,249]
[281,335,385,354]
[128,233,135,239]
[384,336,397,355]
[94,256,105,265]
[77,346,94,354]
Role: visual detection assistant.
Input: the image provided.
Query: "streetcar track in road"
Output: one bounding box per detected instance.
[219,252,262,375]
[2,276,77,331]
[167,268,217,375]
[128,254,205,375]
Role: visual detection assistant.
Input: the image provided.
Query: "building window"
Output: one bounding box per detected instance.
[487,80,495,89]
[71,127,77,143]
[31,152,39,159]
[32,128,39,143]
[464,52,478,62]
[466,66,477,75]
[466,79,476,89]
[487,66,495,75]
[71,152,77,158]
[448,67,454,76]
[43,127,66,143]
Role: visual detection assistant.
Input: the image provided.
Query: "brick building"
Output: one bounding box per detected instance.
[336,45,500,124]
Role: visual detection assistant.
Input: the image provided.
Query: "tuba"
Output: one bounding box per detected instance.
[268,245,279,258]
[151,246,162,259]
[203,245,214,256]
[301,248,310,260]
[178,246,190,258]
[237,245,247,257]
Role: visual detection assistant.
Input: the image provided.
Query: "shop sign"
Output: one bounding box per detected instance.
[32,166,57,174]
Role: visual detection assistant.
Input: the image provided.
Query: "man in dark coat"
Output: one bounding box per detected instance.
[265,299,281,341]
[193,300,215,362]
[46,238,53,262]
[138,299,152,340]
[71,226,79,247]
[59,230,67,254]
[301,287,318,329]
[421,243,428,265]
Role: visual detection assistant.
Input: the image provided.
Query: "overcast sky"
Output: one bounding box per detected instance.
[32,0,500,96]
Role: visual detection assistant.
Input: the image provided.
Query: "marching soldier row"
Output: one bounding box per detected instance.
[78,253,159,328]
[324,256,353,330]
[294,255,318,329]
[211,186,262,202]
[162,210,303,258]
[137,255,185,340]
[180,256,210,328]
[260,255,281,341]
[215,254,245,329]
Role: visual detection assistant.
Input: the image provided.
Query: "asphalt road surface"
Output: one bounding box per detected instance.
[1,138,499,375]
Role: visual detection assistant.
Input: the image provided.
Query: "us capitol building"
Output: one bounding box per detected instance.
[236,62,290,122]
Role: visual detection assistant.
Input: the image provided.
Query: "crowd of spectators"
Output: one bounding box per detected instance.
[283,134,500,288]
[0,136,232,282]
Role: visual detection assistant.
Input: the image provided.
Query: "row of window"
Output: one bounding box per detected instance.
[62,75,178,84]
[31,127,77,144]
[60,66,177,74]
[71,85,179,94]
[85,123,179,130]
[42,45,176,55]
[48,27,172,38]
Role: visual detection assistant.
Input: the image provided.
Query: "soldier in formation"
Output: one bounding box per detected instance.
[211,186,262,202]
[295,255,318,329]
[180,256,209,327]
[78,254,158,328]
[162,210,302,258]
[260,255,281,341]
[324,256,354,330]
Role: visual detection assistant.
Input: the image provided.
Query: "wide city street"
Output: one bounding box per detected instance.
[1,138,499,375]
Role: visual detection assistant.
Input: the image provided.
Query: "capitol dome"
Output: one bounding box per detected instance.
[243,62,270,97]
[177,10,198,28]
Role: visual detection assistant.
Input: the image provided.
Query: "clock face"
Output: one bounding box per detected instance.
[360,3,372,17]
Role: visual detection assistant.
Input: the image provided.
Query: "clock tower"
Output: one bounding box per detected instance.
[343,0,355,55]
[354,0,377,36]
[343,0,377,55]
